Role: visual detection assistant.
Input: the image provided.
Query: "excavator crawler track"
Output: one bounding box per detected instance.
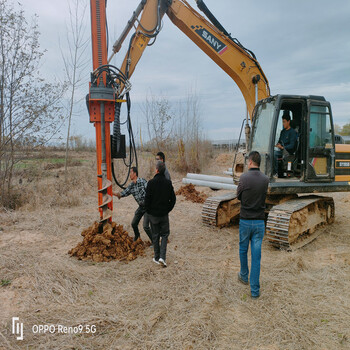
[266,195,334,250]
[202,192,240,227]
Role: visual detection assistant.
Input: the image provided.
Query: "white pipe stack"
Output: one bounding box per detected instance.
[223,167,233,175]
[182,173,237,190]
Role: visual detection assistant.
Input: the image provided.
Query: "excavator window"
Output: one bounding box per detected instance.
[250,101,276,173]
[309,106,332,148]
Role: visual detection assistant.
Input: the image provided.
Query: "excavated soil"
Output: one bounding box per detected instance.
[215,153,233,166]
[176,183,208,203]
[68,221,145,262]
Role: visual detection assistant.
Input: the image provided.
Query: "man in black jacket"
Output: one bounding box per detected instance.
[236,151,269,299]
[145,161,176,267]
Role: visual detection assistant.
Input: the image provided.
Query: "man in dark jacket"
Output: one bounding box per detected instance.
[145,161,176,267]
[236,151,269,299]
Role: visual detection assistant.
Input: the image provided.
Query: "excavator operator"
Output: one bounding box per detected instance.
[274,111,298,175]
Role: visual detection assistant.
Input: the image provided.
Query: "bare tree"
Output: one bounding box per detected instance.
[0,0,64,208]
[141,88,210,172]
[334,124,342,134]
[340,123,350,136]
[60,0,89,174]
[142,93,174,150]
[175,90,205,172]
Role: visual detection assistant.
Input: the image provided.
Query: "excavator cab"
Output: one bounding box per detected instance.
[249,94,336,186]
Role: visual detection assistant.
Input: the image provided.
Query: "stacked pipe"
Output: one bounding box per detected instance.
[182,173,237,190]
[223,167,233,175]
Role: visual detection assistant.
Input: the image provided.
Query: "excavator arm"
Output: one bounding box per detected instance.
[110,0,270,119]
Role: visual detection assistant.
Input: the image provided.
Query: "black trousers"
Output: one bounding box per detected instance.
[148,214,170,261]
[131,206,153,242]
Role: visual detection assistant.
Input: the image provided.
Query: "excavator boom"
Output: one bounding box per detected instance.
[111,0,270,119]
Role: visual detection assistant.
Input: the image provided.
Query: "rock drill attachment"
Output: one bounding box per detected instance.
[98,177,113,223]
[89,0,115,224]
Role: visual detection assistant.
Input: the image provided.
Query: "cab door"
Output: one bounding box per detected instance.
[306,101,335,182]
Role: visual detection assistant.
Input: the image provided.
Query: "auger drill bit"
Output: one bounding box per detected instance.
[98,102,113,224]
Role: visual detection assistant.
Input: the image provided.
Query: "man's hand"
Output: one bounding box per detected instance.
[275,143,284,150]
[113,191,121,199]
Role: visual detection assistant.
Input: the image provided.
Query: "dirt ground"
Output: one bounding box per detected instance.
[0,151,350,349]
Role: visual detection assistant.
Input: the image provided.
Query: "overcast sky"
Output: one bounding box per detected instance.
[21,0,350,142]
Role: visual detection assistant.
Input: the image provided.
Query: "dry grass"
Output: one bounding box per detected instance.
[170,139,214,174]
[0,152,350,349]
[1,151,96,211]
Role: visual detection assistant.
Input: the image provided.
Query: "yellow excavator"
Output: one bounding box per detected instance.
[92,0,350,249]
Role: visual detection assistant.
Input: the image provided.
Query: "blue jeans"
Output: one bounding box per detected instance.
[239,219,265,297]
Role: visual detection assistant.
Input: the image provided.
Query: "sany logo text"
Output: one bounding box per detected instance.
[192,25,228,55]
[201,30,223,51]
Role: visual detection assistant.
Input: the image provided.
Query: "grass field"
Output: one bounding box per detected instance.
[0,150,349,349]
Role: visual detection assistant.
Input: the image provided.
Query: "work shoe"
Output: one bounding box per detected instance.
[152,258,160,265]
[237,272,248,285]
[159,258,167,267]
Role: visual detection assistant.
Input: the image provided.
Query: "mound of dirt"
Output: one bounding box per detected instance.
[68,221,145,262]
[44,160,81,170]
[44,163,64,170]
[215,153,233,166]
[176,184,208,203]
